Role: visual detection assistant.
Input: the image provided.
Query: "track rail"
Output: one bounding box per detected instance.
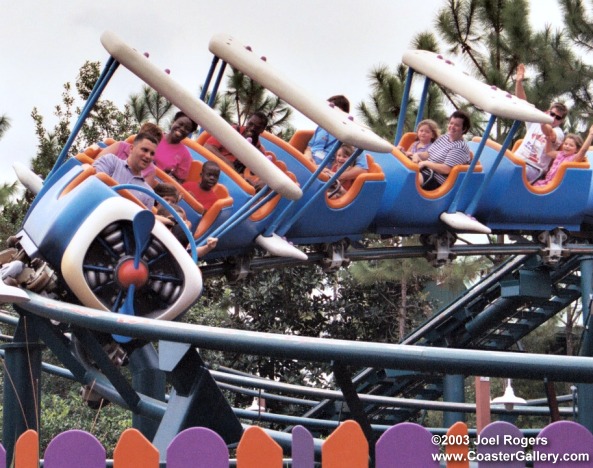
[14,293,593,383]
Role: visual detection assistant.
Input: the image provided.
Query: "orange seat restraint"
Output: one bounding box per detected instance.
[397,132,418,152]
[288,129,314,153]
[391,141,482,199]
[471,136,590,193]
[60,165,97,198]
[185,133,256,195]
[94,172,147,208]
[326,154,385,208]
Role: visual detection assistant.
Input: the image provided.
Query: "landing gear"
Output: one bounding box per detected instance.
[224,254,253,282]
[73,336,128,408]
[538,228,569,265]
[0,243,59,298]
[420,232,458,266]
[319,240,351,272]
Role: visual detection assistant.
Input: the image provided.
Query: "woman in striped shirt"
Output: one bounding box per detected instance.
[410,110,471,190]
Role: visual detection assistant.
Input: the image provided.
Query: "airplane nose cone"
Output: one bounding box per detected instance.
[116,257,149,288]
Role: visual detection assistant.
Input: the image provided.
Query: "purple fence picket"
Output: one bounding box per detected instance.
[166,426,229,468]
[292,425,314,468]
[18,419,593,466]
[43,430,105,468]
[477,421,524,467]
[534,420,593,467]
[375,422,439,468]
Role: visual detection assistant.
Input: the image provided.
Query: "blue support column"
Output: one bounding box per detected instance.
[152,341,242,461]
[393,68,414,146]
[414,77,431,129]
[443,374,465,427]
[578,256,593,432]
[129,343,166,440]
[1,316,43,465]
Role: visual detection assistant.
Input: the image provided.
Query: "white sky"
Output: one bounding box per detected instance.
[0,0,564,186]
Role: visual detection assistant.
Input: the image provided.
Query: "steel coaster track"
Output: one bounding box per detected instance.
[301,253,584,424]
[200,241,593,277]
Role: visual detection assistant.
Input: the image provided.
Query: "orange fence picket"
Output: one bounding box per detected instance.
[236,426,283,468]
[322,420,368,468]
[5,419,593,466]
[445,421,469,468]
[15,429,38,468]
[114,428,159,468]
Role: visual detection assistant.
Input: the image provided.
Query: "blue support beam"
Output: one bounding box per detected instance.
[578,256,593,432]
[1,316,43,466]
[16,294,593,384]
[152,341,243,460]
[443,374,465,427]
[129,344,166,440]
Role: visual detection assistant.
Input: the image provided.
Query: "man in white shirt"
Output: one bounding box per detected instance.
[514,63,568,183]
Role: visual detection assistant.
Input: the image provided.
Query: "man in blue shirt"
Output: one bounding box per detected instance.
[304,95,350,165]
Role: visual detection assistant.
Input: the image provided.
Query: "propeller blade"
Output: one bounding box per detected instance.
[113,210,154,343]
[113,284,135,343]
[132,210,155,268]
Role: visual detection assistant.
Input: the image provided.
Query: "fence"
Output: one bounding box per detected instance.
[4,419,593,467]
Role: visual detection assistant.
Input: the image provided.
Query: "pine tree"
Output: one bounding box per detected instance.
[128,85,174,127]
[217,68,295,139]
[0,62,138,248]
[0,114,10,139]
[0,114,21,246]
[410,0,591,138]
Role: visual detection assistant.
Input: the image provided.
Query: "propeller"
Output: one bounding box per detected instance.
[113,210,155,343]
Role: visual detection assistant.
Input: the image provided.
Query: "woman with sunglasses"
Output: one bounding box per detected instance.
[513,63,568,183]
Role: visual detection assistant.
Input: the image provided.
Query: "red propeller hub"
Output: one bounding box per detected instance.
[116,257,149,288]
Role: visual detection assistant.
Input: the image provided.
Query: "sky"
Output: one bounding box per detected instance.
[0,0,564,186]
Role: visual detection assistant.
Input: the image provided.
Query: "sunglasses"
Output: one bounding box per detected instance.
[549,111,564,121]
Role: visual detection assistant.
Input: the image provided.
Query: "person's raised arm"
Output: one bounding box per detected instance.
[576,125,593,162]
[544,134,558,159]
[541,123,559,153]
[515,63,527,101]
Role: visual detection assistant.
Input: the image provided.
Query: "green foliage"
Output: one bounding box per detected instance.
[40,390,131,456]
[357,62,450,142]
[556,0,593,130]
[0,113,21,241]
[188,262,437,383]
[0,114,24,234]
[357,64,410,140]
[0,341,130,456]
[361,0,593,143]
[0,114,10,139]
[0,199,27,248]
[0,112,25,245]
[76,62,138,146]
[0,62,138,248]
[29,61,137,180]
